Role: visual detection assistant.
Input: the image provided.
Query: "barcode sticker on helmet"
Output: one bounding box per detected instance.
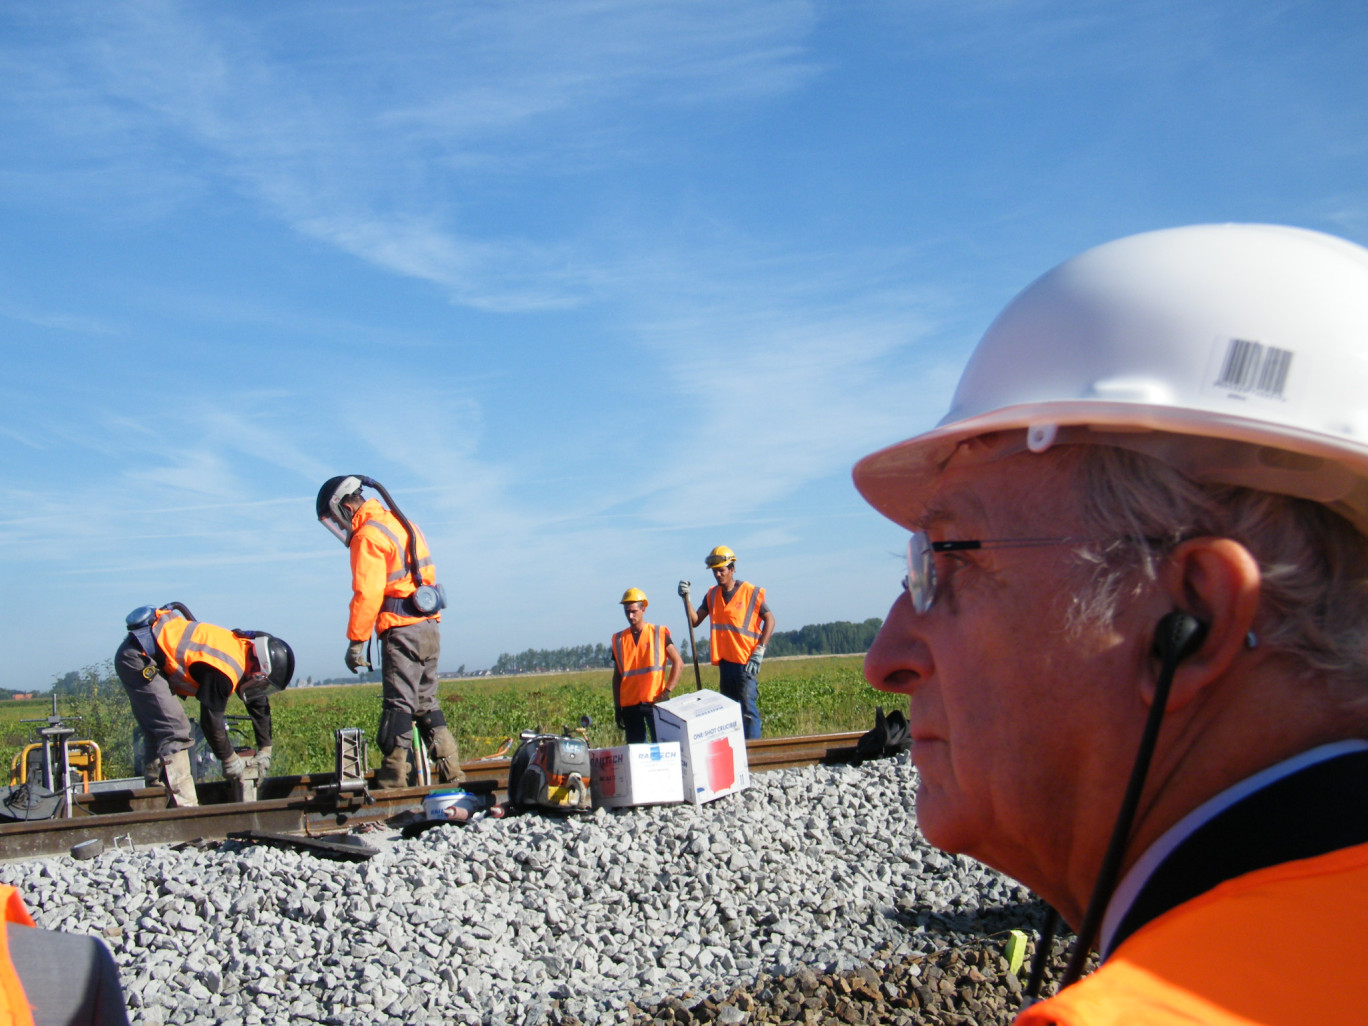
[1212,338,1294,400]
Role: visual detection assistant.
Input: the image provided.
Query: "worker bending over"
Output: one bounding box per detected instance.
[115,603,292,806]
[317,475,463,789]
[611,588,683,743]
[680,546,774,739]
[856,224,1368,1024]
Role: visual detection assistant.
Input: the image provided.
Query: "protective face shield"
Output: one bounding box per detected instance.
[316,475,365,546]
[242,634,294,697]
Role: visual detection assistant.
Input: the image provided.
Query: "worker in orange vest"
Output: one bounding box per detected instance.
[116,603,293,807]
[3,884,130,1025]
[857,224,1368,1024]
[317,475,463,789]
[680,546,774,739]
[611,588,683,743]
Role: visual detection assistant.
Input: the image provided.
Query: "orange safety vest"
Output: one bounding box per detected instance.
[0,886,35,1026]
[1017,841,1368,1026]
[613,623,672,707]
[151,609,253,697]
[347,499,440,639]
[706,581,765,664]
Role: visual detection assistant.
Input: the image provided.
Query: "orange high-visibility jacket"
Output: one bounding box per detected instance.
[613,624,673,707]
[347,499,440,640]
[706,581,766,664]
[1017,841,1368,1026]
[151,609,252,698]
[0,886,35,1026]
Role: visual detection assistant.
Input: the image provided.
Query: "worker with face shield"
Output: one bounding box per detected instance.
[116,603,292,806]
[317,475,463,789]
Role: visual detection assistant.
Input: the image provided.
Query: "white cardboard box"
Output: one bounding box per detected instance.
[589,742,684,809]
[652,690,750,804]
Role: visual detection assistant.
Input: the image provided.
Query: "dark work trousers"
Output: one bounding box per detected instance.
[113,635,193,764]
[620,703,657,744]
[380,618,442,752]
[718,660,762,740]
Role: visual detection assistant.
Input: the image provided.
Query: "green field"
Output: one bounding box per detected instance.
[3,655,896,782]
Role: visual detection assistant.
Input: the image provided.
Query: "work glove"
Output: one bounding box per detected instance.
[677,580,691,600]
[345,640,371,672]
[614,709,626,730]
[745,644,766,678]
[222,753,246,781]
[251,746,272,776]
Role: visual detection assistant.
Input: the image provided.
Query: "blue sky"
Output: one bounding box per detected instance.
[3,1,1366,689]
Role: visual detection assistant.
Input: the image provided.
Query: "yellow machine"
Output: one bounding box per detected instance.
[9,739,103,792]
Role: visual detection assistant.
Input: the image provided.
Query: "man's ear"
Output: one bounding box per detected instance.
[1151,537,1261,710]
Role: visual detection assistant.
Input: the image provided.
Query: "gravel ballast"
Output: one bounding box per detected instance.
[0,757,1059,1025]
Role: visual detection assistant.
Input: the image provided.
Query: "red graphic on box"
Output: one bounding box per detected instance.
[707,737,735,792]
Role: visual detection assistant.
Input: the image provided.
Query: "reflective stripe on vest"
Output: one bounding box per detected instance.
[349,502,440,636]
[151,612,249,696]
[614,624,668,706]
[359,518,435,583]
[1017,842,1368,1026]
[706,582,764,664]
[0,885,35,1026]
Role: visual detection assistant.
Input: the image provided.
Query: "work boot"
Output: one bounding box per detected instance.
[375,747,411,790]
[161,749,199,808]
[428,725,466,784]
[143,756,163,790]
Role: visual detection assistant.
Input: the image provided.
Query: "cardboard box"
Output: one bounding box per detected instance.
[589,742,684,809]
[652,690,750,804]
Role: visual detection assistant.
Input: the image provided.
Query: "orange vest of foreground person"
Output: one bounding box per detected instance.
[706,581,765,664]
[0,885,36,1026]
[613,623,672,707]
[1018,842,1368,1026]
[347,499,439,639]
[151,610,253,697]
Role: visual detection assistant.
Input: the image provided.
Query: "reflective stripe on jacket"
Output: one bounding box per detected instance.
[613,623,671,707]
[151,609,251,698]
[706,581,765,664]
[347,499,440,639]
[0,885,35,1026]
[1017,841,1368,1026]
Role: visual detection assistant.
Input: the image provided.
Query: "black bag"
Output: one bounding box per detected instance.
[853,706,912,765]
[508,732,593,812]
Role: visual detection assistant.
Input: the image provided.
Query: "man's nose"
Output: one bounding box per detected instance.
[864,590,933,695]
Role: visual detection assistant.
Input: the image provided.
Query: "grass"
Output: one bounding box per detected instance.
[2,655,897,782]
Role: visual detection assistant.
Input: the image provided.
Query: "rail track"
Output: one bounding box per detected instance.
[0,731,864,861]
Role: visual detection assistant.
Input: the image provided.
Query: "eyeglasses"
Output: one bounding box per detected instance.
[904,531,1079,614]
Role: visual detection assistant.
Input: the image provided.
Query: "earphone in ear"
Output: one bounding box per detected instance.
[1153,610,1208,665]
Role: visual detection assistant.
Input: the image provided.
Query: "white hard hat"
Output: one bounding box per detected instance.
[854,224,1368,533]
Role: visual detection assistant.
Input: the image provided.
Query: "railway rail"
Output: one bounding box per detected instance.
[0,731,864,861]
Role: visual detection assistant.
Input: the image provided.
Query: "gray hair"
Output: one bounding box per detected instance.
[1060,444,1368,684]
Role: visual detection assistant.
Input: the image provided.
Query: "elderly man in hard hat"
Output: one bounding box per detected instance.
[317,475,464,789]
[680,546,775,739]
[857,224,1368,1024]
[115,602,293,806]
[610,588,684,744]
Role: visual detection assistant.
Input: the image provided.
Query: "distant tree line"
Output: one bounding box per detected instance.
[486,618,882,675]
[490,643,615,675]
[764,618,883,658]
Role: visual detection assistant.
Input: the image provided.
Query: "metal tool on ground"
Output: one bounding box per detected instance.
[680,582,704,692]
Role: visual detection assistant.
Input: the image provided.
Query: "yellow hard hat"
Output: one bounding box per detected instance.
[620,587,648,607]
[705,545,736,569]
